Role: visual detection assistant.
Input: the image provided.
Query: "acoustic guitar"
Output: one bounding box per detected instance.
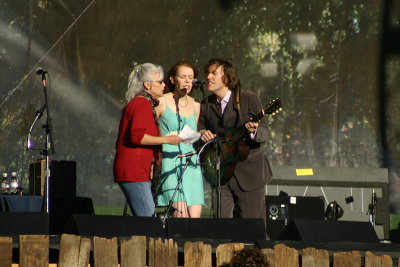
[199,98,282,186]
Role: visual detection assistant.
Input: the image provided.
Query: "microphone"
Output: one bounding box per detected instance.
[178,150,198,158]
[192,79,206,85]
[35,67,47,75]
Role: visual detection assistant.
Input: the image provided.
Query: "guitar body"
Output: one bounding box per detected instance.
[200,132,249,186]
[199,98,282,186]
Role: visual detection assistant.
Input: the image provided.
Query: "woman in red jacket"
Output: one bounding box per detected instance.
[113,63,183,217]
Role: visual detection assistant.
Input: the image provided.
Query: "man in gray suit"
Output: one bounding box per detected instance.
[198,58,273,227]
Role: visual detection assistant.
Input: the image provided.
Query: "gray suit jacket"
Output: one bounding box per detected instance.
[198,90,272,191]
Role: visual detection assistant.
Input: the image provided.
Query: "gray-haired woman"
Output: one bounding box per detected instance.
[113,63,183,216]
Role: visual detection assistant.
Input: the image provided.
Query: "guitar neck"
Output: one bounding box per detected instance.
[227,98,281,143]
[229,113,263,143]
[252,110,265,123]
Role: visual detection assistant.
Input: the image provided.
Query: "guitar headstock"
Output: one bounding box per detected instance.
[263,98,282,116]
[249,98,282,122]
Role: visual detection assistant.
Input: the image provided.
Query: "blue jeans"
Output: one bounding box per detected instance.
[118,181,156,217]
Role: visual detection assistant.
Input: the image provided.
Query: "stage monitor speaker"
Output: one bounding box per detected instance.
[166,218,266,242]
[390,229,400,243]
[0,212,49,235]
[29,160,76,197]
[267,166,389,239]
[49,197,94,235]
[63,214,166,238]
[266,196,325,240]
[278,219,379,243]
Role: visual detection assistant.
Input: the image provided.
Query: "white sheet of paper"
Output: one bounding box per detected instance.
[178,125,201,144]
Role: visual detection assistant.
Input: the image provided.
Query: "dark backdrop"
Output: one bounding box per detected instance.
[1,0,400,212]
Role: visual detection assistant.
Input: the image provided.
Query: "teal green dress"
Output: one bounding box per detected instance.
[156,98,204,207]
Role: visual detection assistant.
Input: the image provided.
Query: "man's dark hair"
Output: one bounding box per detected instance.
[204,58,241,97]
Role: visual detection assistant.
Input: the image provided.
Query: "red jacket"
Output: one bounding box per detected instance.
[113,97,159,182]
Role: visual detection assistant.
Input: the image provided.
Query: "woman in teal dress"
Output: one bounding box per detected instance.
[156,61,204,218]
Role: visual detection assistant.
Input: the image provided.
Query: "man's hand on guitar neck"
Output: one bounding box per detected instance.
[199,129,216,142]
[245,121,259,134]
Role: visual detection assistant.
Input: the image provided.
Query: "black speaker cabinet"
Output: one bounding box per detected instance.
[390,229,400,243]
[267,166,390,239]
[63,214,166,238]
[278,219,379,243]
[49,197,94,235]
[0,212,49,235]
[29,160,76,197]
[166,218,266,242]
[266,196,325,240]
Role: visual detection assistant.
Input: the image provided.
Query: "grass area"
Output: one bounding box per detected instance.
[390,214,400,230]
[94,206,131,216]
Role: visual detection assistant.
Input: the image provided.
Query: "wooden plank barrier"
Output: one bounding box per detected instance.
[302,247,329,267]
[166,238,178,267]
[364,251,393,267]
[148,237,178,267]
[78,237,91,267]
[261,248,275,267]
[120,236,146,267]
[0,237,12,267]
[365,251,381,267]
[19,235,49,267]
[148,237,155,267]
[58,234,91,267]
[215,243,244,266]
[1,235,400,266]
[274,243,299,267]
[333,251,361,267]
[381,254,394,267]
[93,236,118,267]
[184,241,212,267]
[58,234,80,267]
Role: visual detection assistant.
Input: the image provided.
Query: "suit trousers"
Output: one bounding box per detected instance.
[213,175,266,225]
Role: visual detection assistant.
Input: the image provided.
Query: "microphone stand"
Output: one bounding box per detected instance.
[26,70,54,236]
[40,71,55,214]
[162,154,193,228]
[161,138,215,227]
[214,135,225,218]
[198,82,225,218]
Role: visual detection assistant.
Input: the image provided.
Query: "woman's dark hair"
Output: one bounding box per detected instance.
[164,61,198,95]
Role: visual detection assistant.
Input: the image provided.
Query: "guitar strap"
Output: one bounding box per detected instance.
[235,90,244,126]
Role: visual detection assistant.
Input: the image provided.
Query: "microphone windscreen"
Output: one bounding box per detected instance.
[192,79,206,85]
[36,67,43,75]
[35,67,47,75]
